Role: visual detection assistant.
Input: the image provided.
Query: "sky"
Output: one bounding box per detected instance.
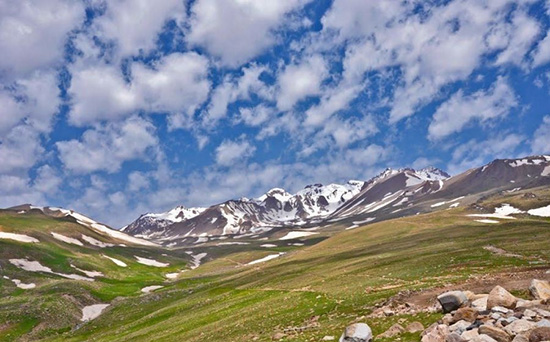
[1,0,550,228]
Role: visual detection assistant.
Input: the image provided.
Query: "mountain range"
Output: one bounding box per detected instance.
[121,155,550,246]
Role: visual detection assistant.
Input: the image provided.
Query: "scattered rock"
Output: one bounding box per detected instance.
[472,297,489,311]
[478,325,511,342]
[439,291,469,313]
[487,286,517,310]
[529,280,550,301]
[272,332,286,340]
[503,320,536,336]
[422,323,451,342]
[339,323,372,342]
[322,336,335,341]
[453,308,479,323]
[528,327,550,342]
[406,321,425,333]
[462,328,480,340]
[377,323,404,338]
[511,335,529,342]
[446,332,467,342]
[474,335,498,342]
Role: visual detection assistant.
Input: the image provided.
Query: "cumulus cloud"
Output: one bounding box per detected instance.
[276,55,328,111]
[56,116,159,173]
[92,0,185,58]
[215,138,256,166]
[68,52,210,126]
[428,77,517,140]
[532,30,550,68]
[0,0,84,78]
[186,0,312,66]
[531,115,550,154]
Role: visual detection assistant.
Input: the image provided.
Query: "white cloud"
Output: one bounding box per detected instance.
[0,125,44,174]
[447,134,526,174]
[0,0,84,78]
[238,105,274,127]
[215,139,256,166]
[428,77,517,140]
[495,9,540,67]
[532,30,550,68]
[92,0,185,58]
[186,0,311,66]
[276,55,328,111]
[33,165,62,194]
[56,116,159,173]
[531,115,550,155]
[68,52,210,126]
[127,171,151,193]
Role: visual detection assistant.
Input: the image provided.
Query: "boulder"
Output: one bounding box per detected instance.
[535,319,550,328]
[450,321,472,335]
[478,325,512,342]
[473,335,498,342]
[511,335,529,342]
[377,323,404,338]
[472,297,489,311]
[529,280,550,301]
[528,327,550,342]
[462,328,480,340]
[406,321,425,333]
[422,323,451,342]
[438,291,469,313]
[487,286,517,310]
[453,308,479,323]
[446,332,467,342]
[503,319,536,336]
[339,323,373,342]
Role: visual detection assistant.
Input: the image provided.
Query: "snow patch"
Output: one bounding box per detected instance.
[247,252,285,265]
[542,166,550,177]
[70,265,103,278]
[475,219,500,224]
[9,259,94,281]
[216,242,250,246]
[81,235,115,248]
[528,205,550,217]
[11,279,36,289]
[141,285,164,293]
[352,218,375,225]
[0,232,39,243]
[81,304,109,322]
[135,256,169,267]
[51,232,83,246]
[468,204,524,220]
[279,231,318,240]
[346,225,359,230]
[260,244,277,248]
[102,255,127,267]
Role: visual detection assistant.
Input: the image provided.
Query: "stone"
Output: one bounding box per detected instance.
[454,308,480,323]
[383,308,395,316]
[487,286,517,310]
[523,309,537,319]
[439,291,469,313]
[451,321,472,335]
[472,297,489,311]
[422,323,451,342]
[406,321,425,333]
[499,317,518,327]
[511,335,529,342]
[339,323,373,342]
[478,325,512,342]
[529,280,550,301]
[534,308,550,318]
[446,332,467,342]
[503,319,536,336]
[473,335,498,342]
[323,336,335,341]
[493,307,512,314]
[528,327,550,342]
[377,323,404,338]
[536,319,550,328]
[462,328,480,340]
[516,300,543,309]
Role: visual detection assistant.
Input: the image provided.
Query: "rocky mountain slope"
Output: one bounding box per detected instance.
[125,156,550,246]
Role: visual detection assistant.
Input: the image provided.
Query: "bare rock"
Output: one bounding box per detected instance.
[446,332,467,342]
[511,335,529,342]
[272,332,286,340]
[407,321,425,333]
[528,327,550,342]
[339,323,373,342]
[503,319,536,336]
[487,286,517,310]
[473,335,498,342]
[439,291,469,313]
[472,297,489,311]
[462,328,480,340]
[478,325,512,342]
[529,280,550,301]
[453,308,479,323]
[377,323,404,338]
[422,323,451,342]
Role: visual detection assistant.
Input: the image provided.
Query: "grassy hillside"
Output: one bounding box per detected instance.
[1,188,550,341]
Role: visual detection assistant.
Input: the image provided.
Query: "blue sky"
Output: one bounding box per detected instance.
[1,0,550,227]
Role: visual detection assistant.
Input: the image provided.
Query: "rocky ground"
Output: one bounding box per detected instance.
[337,278,550,342]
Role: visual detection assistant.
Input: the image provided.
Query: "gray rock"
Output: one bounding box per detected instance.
[472,297,489,311]
[451,320,473,335]
[462,328,480,341]
[534,308,550,318]
[511,334,529,342]
[472,335,498,342]
[446,332,467,342]
[536,319,550,328]
[339,323,373,342]
[439,291,469,313]
[422,323,451,342]
[503,319,536,336]
[492,306,511,314]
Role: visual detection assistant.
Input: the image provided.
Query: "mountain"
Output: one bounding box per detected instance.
[124,156,550,246]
